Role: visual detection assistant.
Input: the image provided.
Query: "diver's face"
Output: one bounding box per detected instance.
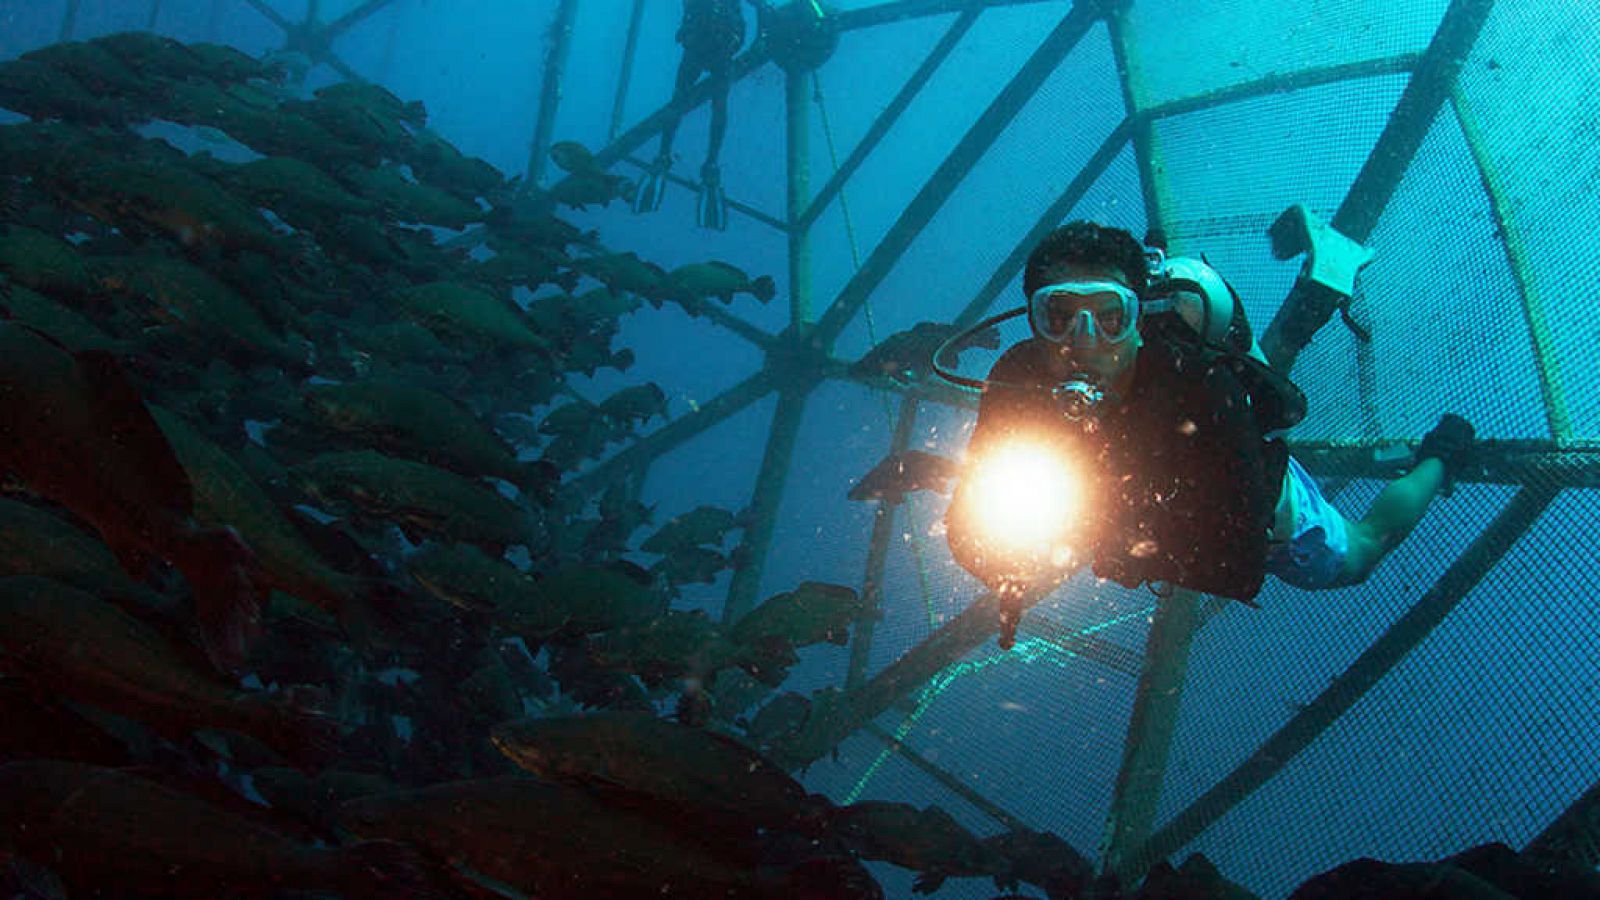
[1034,262,1141,386]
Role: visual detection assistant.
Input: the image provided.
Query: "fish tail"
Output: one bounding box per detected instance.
[173,526,266,674]
[751,275,776,304]
[332,840,458,899]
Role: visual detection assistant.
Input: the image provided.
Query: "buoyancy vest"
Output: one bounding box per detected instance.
[946,319,1300,602]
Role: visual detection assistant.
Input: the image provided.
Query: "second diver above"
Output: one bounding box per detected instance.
[634,0,770,230]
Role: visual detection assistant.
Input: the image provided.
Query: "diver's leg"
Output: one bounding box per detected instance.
[704,66,731,166]
[1331,458,1446,586]
[658,55,703,161]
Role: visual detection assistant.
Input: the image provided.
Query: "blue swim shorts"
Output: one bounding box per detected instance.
[1264,455,1350,590]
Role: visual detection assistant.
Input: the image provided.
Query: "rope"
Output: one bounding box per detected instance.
[812,70,940,632]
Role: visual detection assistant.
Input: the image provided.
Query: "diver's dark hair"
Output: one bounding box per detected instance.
[1023,221,1149,298]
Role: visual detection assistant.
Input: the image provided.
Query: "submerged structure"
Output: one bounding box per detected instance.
[3,0,1598,897]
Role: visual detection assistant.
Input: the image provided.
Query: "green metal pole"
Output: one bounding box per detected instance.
[570,370,776,497]
[863,722,1037,834]
[846,395,920,689]
[528,0,581,186]
[723,387,811,625]
[1105,3,1164,240]
[833,0,1056,32]
[955,121,1134,328]
[609,0,648,142]
[813,5,1101,349]
[788,69,813,325]
[797,8,982,232]
[771,582,1055,771]
[1449,88,1570,445]
[1100,591,1202,885]
[59,0,80,41]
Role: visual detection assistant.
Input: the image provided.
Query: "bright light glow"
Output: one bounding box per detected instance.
[968,439,1082,556]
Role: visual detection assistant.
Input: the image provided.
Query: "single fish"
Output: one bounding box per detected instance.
[0,224,95,296]
[0,678,132,767]
[599,382,668,426]
[407,542,571,642]
[730,581,868,649]
[302,379,551,497]
[831,801,1006,893]
[94,254,307,369]
[589,608,740,689]
[848,449,961,503]
[492,712,832,837]
[0,278,123,352]
[292,449,532,554]
[668,261,777,305]
[404,128,504,199]
[571,251,674,304]
[150,405,360,617]
[649,545,731,587]
[979,828,1094,898]
[0,497,172,616]
[534,563,663,636]
[640,504,744,554]
[336,163,481,229]
[67,160,281,254]
[390,280,552,354]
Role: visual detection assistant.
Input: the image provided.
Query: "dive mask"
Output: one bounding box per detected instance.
[1028,280,1140,348]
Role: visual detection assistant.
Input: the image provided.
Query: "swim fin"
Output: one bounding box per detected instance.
[696,161,728,231]
[632,153,671,215]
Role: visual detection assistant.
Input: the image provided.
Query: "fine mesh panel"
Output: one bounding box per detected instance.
[1148,74,1407,256]
[1357,105,1545,442]
[1121,0,1447,111]
[1186,479,1598,897]
[1454,0,1600,440]
[808,4,1066,314]
[1165,481,1511,896]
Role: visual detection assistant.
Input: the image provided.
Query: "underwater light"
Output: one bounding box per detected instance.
[967,437,1083,564]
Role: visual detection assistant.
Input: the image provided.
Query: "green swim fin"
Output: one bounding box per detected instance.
[696,162,728,231]
[632,154,671,215]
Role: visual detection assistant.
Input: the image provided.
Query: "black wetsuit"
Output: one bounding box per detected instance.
[678,0,746,68]
[946,315,1293,602]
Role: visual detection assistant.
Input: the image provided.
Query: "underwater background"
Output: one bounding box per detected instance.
[0,1,1598,898]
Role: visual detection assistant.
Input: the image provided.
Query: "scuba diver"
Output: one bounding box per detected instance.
[633,0,769,229]
[941,221,1476,648]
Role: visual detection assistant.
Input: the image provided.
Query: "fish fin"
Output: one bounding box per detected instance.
[75,348,194,511]
[174,527,266,674]
[696,163,728,230]
[631,155,671,214]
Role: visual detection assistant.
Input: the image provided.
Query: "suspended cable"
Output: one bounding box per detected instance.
[813,70,941,633]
